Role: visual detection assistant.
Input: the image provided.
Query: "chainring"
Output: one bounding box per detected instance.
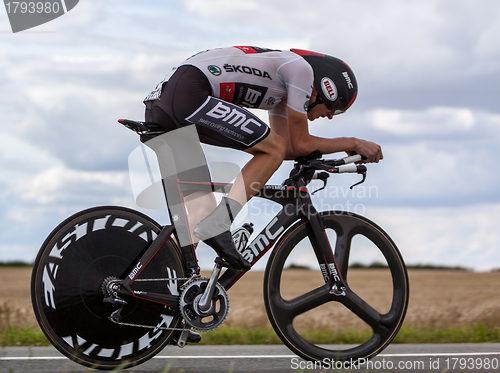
[179,278,229,332]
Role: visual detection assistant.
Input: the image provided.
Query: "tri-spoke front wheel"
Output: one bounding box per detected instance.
[263,211,409,364]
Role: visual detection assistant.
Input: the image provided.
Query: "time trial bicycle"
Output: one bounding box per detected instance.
[31,119,409,370]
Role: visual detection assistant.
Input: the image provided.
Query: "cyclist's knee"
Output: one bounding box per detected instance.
[247,131,286,165]
[261,131,286,160]
[272,134,287,161]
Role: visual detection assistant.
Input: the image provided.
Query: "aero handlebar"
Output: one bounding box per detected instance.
[290,151,368,191]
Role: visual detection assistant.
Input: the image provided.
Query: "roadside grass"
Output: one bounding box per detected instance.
[393,324,500,344]
[2,265,499,348]
[2,324,499,347]
[0,324,49,347]
[199,325,500,345]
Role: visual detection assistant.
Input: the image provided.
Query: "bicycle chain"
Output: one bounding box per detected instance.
[133,277,192,282]
[110,319,191,332]
[107,274,203,332]
[133,274,201,289]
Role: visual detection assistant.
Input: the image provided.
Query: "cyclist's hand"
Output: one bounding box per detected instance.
[348,139,383,163]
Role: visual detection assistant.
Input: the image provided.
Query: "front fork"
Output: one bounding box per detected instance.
[303,200,346,296]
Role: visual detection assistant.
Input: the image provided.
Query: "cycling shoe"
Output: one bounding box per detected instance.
[169,330,202,345]
[193,197,251,271]
[196,229,251,271]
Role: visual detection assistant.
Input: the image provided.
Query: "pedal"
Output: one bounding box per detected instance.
[214,256,235,269]
[214,257,228,268]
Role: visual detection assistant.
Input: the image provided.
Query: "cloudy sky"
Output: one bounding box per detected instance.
[1,0,499,270]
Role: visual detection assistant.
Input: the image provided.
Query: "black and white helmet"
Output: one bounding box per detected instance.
[291,49,358,114]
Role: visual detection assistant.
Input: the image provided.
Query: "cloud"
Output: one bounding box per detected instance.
[184,0,259,17]
[225,201,500,272]
[0,162,136,262]
[306,105,500,208]
[371,107,476,136]
[313,105,500,147]
[252,202,500,272]
[16,166,128,205]
[1,0,499,270]
[0,132,62,177]
[1,49,149,171]
[367,203,500,271]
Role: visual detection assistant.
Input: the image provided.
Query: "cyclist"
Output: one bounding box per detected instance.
[144,46,383,272]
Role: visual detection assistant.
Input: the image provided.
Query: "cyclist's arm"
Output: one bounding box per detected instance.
[270,107,383,162]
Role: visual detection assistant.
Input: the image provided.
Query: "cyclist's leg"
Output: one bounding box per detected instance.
[144,67,217,244]
[145,66,284,269]
[181,95,286,269]
[189,123,285,270]
[145,64,285,206]
[227,130,286,205]
[184,190,217,243]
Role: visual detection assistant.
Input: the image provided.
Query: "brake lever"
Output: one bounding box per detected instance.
[311,172,329,195]
[349,166,367,189]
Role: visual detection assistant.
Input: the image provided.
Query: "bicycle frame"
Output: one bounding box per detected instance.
[116,179,345,307]
[113,122,350,307]
[220,184,344,291]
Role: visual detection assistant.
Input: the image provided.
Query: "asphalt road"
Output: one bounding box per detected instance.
[1,344,500,373]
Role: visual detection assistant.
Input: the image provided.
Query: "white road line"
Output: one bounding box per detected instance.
[1,351,500,361]
[154,355,295,359]
[1,357,66,360]
[0,355,294,361]
[380,352,500,357]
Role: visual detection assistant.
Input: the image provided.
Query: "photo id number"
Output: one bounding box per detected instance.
[5,2,61,14]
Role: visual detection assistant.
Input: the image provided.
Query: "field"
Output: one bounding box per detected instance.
[2,267,500,337]
[227,268,500,332]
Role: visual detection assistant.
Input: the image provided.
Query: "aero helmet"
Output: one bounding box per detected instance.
[291,49,358,114]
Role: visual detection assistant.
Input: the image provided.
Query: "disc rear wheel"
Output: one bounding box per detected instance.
[31,206,185,370]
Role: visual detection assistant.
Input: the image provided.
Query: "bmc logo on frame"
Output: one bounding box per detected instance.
[3,0,79,33]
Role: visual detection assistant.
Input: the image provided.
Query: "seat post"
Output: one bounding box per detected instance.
[141,125,212,275]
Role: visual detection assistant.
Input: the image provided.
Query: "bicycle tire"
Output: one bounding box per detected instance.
[264,211,409,365]
[31,206,185,370]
